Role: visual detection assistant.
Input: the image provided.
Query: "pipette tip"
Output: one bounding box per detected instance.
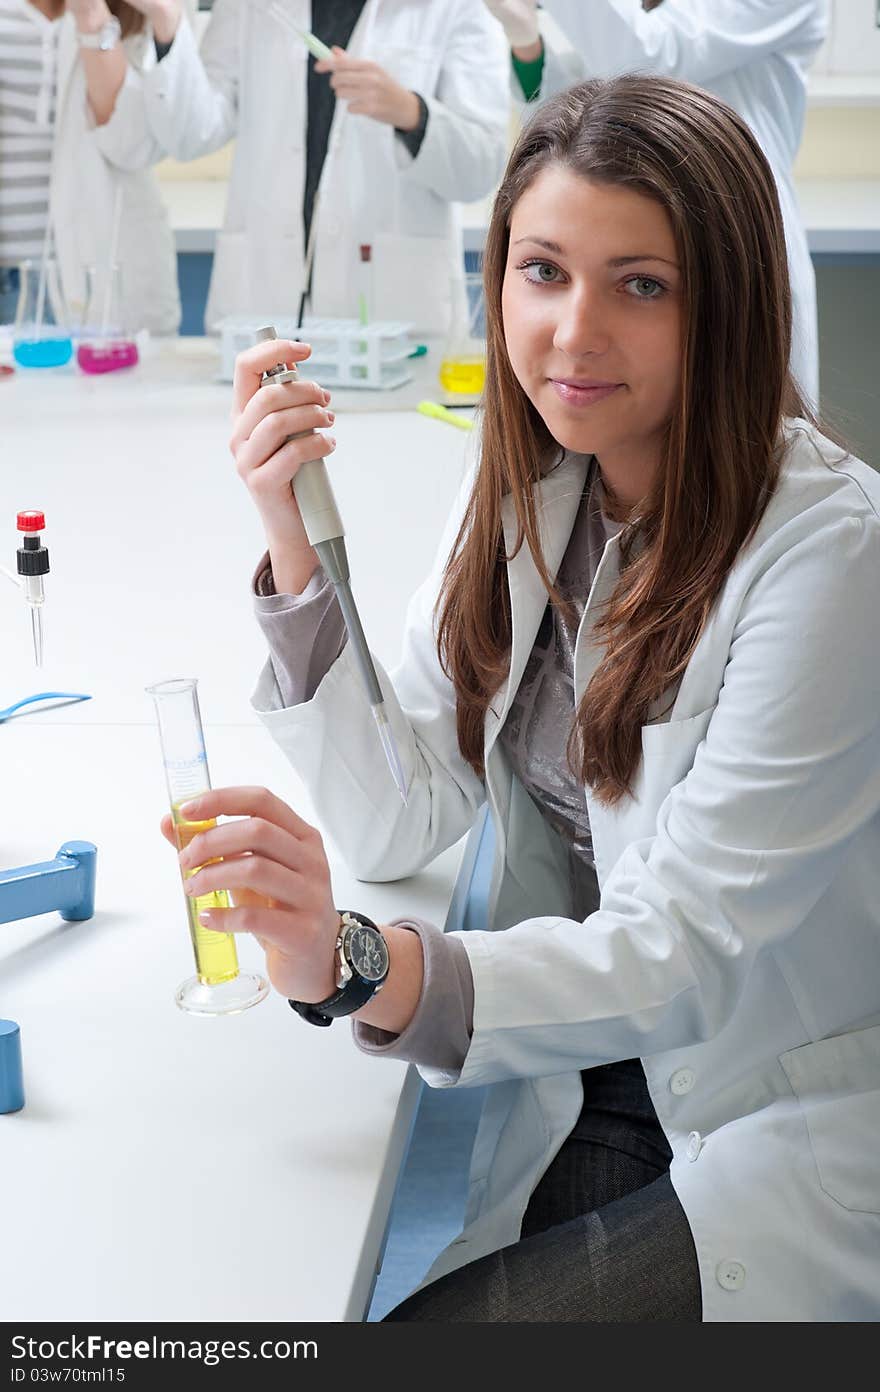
[30,606,43,667]
[372,704,408,806]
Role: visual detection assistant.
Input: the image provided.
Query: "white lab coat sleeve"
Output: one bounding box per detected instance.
[89,18,196,172]
[252,454,487,882]
[138,0,239,162]
[541,0,823,92]
[427,509,880,1090]
[90,64,164,171]
[394,1,509,202]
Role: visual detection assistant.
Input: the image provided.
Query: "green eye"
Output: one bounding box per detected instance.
[520,260,562,285]
[626,276,665,298]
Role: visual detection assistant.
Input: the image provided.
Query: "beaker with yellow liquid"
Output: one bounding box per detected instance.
[439,271,486,398]
[147,678,269,1016]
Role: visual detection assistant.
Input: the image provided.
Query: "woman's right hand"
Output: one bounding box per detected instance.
[229,339,336,592]
[482,0,540,52]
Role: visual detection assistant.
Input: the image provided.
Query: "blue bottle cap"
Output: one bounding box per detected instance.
[0,1020,25,1114]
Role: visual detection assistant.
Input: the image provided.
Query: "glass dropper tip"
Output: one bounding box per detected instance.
[30,606,43,667]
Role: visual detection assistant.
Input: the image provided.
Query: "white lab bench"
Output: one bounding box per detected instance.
[0,342,476,1321]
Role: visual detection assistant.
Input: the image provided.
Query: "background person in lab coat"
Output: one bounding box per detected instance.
[482,0,827,405]
[104,0,509,333]
[0,0,185,333]
[162,77,880,1321]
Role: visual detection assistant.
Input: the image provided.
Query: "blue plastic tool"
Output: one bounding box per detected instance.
[0,842,97,924]
[0,692,91,722]
[0,1020,24,1114]
[0,841,97,1118]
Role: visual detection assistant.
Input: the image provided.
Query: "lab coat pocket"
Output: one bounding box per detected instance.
[780,1025,880,1214]
[379,43,437,92]
[207,230,249,328]
[640,706,715,758]
[373,233,457,335]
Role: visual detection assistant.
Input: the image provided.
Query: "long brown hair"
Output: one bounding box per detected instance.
[435,75,811,807]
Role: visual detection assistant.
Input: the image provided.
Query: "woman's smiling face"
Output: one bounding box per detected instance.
[502,165,683,480]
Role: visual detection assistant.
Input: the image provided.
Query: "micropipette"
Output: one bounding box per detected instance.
[256,326,408,806]
[15,511,49,667]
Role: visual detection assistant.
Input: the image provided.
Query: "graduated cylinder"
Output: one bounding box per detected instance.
[147,678,268,1016]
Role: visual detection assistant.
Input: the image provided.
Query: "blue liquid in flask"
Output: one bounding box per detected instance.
[13,337,73,368]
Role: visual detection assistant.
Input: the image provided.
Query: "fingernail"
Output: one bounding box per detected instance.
[322,389,331,403]
[198,911,212,926]
[179,799,200,817]
[328,436,337,450]
[327,411,335,423]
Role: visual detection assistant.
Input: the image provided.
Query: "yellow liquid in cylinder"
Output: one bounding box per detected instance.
[172,807,240,986]
[439,357,486,395]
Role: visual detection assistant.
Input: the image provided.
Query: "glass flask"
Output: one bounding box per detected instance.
[13,257,73,368]
[439,270,486,396]
[76,263,139,374]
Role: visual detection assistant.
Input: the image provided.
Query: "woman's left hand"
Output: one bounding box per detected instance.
[160,786,341,1003]
[315,48,421,131]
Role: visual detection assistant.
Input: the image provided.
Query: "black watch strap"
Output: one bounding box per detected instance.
[288,911,384,1027]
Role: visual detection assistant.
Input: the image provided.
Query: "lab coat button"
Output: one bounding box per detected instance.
[686,1130,703,1161]
[716,1261,746,1291]
[669,1068,695,1095]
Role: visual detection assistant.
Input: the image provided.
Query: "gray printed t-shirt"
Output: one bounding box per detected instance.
[253,461,621,1067]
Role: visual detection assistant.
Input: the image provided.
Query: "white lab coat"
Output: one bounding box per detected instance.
[51,12,184,335]
[106,0,509,334]
[253,420,880,1321]
[531,0,827,407]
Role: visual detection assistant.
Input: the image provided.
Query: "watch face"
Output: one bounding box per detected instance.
[348,925,389,982]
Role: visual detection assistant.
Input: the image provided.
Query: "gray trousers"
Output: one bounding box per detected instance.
[385,1059,702,1322]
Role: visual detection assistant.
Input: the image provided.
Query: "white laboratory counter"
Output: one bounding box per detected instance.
[1,337,476,722]
[0,341,476,1321]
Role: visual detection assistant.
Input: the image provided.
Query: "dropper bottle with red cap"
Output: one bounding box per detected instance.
[16,511,49,667]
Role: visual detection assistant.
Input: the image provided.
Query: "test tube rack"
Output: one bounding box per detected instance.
[219,315,415,390]
[0,841,96,926]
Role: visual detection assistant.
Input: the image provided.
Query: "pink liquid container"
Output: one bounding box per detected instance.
[77,339,139,375]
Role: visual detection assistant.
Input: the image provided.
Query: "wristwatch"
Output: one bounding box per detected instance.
[77,16,122,51]
[288,911,390,1027]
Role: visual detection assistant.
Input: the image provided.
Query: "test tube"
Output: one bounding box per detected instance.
[146,678,269,1016]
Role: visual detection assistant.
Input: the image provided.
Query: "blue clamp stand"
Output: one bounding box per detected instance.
[0,841,97,1114]
[0,840,97,925]
[0,1021,24,1114]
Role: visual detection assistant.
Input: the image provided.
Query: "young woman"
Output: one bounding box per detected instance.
[483,0,827,406]
[0,0,184,332]
[163,76,880,1321]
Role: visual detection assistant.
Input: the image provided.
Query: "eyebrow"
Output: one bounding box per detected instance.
[512,236,678,268]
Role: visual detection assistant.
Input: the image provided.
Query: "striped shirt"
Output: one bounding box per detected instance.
[0,1,58,267]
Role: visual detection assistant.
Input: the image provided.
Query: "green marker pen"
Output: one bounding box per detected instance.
[417,400,474,432]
